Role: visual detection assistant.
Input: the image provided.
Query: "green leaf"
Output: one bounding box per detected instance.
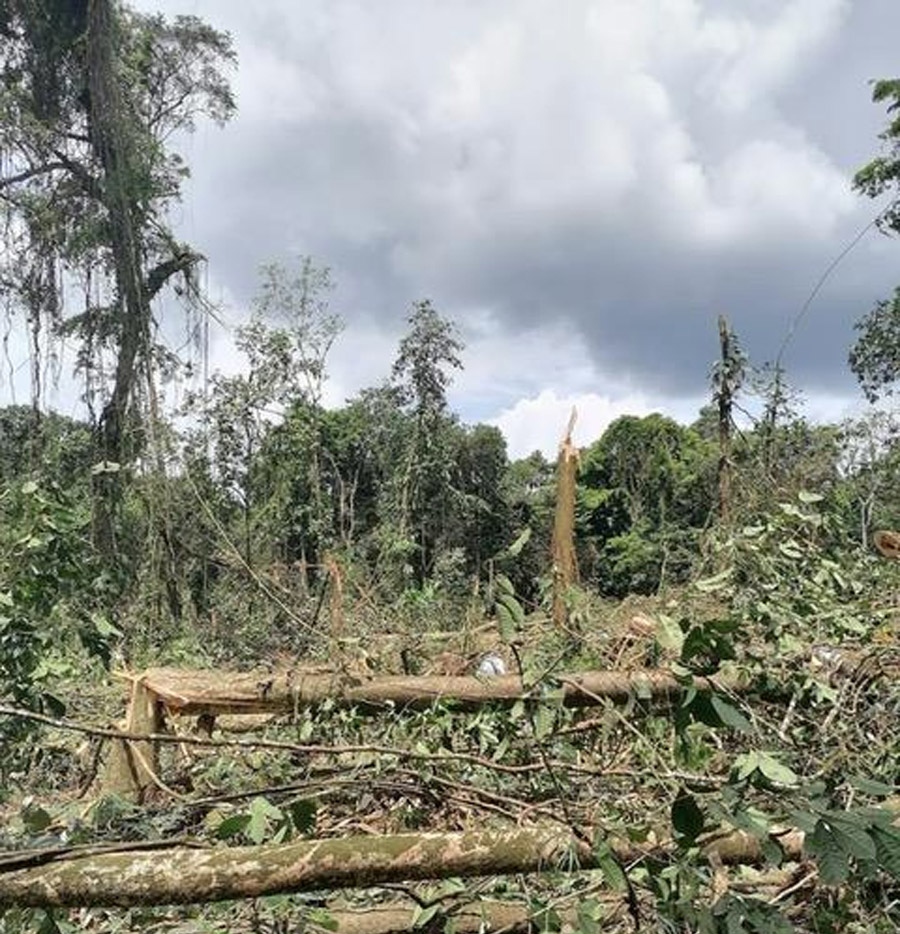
[507,527,532,557]
[756,753,799,788]
[497,593,525,626]
[412,904,441,929]
[828,816,877,862]
[575,899,604,934]
[727,804,772,839]
[733,752,760,782]
[872,825,900,878]
[288,799,317,834]
[798,490,824,504]
[247,797,282,844]
[593,841,629,892]
[533,703,556,740]
[849,776,894,797]
[215,813,251,839]
[807,821,850,885]
[710,695,752,733]
[655,614,685,655]
[672,790,705,842]
[21,803,53,833]
[306,908,338,931]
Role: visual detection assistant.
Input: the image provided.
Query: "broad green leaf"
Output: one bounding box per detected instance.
[872,825,900,878]
[533,703,556,740]
[807,822,850,885]
[21,803,52,833]
[412,905,441,929]
[576,899,603,934]
[757,753,799,787]
[289,799,317,834]
[507,527,532,557]
[655,614,685,655]
[306,909,338,931]
[760,837,785,866]
[593,841,629,892]
[710,695,752,733]
[497,593,525,626]
[247,797,282,844]
[496,602,517,642]
[728,804,771,838]
[798,490,824,504]
[215,813,251,839]
[849,776,894,797]
[828,817,877,862]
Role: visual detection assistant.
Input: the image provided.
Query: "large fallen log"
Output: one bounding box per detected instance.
[99,664,759,798]
[141,665,752,717]
[0,824,802,909]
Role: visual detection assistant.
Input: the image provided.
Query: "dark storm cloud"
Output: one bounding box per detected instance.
[135,0,900,418]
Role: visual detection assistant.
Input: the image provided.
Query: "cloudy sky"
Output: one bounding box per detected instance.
[10,0,900,456]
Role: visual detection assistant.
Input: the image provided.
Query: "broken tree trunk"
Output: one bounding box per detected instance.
[138,665,750,717]
[551,408,579,628]
[101,673,163,799]
[98,664,753,798]
[0,822,807,908]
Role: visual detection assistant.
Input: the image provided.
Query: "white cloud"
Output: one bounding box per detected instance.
[490,387,706,459]
[708,0,851,113]
[6,0,891,448]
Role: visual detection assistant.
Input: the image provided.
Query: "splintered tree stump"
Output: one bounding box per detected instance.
[101,674,163,800]
[552,408,580,628]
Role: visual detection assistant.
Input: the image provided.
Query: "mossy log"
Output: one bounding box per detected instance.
[0,823,804,908]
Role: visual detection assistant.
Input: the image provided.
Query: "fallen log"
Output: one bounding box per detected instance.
[0,822,804,909]
[141,665,751,717]
[100,664,754,798]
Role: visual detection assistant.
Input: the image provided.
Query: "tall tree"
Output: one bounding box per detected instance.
[0,1,235,546]
[390,300,464,582]
[849,78,900,400]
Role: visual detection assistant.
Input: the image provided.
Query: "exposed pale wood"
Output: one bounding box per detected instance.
[552,408,580,628]
[140,665,750,717]
[99,674,162,799]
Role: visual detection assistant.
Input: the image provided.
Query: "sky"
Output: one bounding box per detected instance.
[6,0,900,457]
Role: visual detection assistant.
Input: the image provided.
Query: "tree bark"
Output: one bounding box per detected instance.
[716,315,733,525]
[0,819,819,909]
[551,409,579,628]
[139,664,751,717]
[87,0,147,468]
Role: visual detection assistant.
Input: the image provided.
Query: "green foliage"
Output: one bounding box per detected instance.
[849,78,900,400]
[853,78,900,234]
[721,492,878,647]
[849,287,900,402]
[212,796,317,844]
[0,480,114,784]
[578,414,716,595]
[0,407,93,488]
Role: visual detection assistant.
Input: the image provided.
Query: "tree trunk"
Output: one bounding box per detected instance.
[87,0,148,466]
[137,664,752,717]
[551,409,579,628]
[0,820,816,908]
[716,316,733,525]
[86,0,149,554]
